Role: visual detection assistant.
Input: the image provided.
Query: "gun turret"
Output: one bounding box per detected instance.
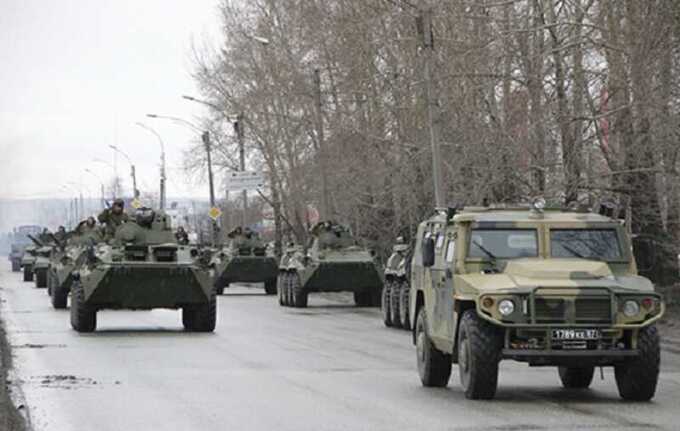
[48,233,67,251]
[27,234,44,247]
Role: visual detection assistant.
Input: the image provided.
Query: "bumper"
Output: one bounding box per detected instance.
[503,348,638,365]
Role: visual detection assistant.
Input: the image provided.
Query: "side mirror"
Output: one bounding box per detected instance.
[632,236,656,273]
[422,236,435,267]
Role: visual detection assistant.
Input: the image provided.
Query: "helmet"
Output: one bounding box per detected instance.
[135,207,155,228]
[113,198,125,208]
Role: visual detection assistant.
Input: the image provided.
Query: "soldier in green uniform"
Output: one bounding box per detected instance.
[97,198,129,239]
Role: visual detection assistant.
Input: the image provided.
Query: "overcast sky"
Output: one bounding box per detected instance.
[0,0,223,201]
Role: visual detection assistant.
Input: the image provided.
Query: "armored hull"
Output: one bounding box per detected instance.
[80,260,212,309]
[213,254,278,294]
[32,246,53,288]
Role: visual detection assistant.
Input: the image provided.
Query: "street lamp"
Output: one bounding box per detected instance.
[84,168,106,208]
[182,96,248,227]
[92,158,119,198]
[109,145,139,198]
[147,113,219,246]
[146,113,202,133]
[135,122,166,210]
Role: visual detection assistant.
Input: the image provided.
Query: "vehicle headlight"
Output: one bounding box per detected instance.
[498,299,515,316]
[623,300,640,317]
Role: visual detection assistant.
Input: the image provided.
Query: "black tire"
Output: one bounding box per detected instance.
[614,325,660,401]
[182,292,217,332]
[382,282,393,327]
[35,269,47,288]
[23,265,33,282]
[11,259,21,272]
[278,274,286,306]
[354,291,372,307]
[70,280,96,332]
[47,270,54,296]
[291,273,307,308]
[457,309,502,399]
[286,274,294,306]
[415,306,451,387]
[264,278,277,295]
[51,278,68,310]
[558,366,595,389]
[391,280,402,328]
[399,281,411,330]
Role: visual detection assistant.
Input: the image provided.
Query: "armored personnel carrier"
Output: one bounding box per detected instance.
[211,227,278,295]
[278,221,383,308]
[382,237,411,329]
[8,225,42,272]
[32,244,54,288]
[48,220,104,309]
[20,244,38,282]
[410,201,664,400]
[69,208,216,333]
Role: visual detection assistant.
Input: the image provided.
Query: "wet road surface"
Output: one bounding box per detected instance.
[1,262,679,431]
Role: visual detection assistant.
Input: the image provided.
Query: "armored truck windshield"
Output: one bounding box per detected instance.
[469,229,538,259]
[550,228,622,260]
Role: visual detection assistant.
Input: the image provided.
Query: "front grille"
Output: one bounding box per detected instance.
[534,298,566,323]
[575,297,611,323]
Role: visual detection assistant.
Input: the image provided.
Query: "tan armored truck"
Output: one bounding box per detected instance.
[410,202,664,400]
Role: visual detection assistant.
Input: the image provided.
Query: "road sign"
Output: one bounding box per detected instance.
[225,171,264,191]
[130,198,142,209]
[208,206,222,220]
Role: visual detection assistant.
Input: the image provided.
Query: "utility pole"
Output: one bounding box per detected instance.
[135,122,166,209]
[313,68,331,220]
[417,5,444,208]
[234,114,248,227]
[203,131,219,246]
[131,165,139,198]
[160,150,166,210]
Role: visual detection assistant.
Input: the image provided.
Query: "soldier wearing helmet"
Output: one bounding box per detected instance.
[98,198,129,239]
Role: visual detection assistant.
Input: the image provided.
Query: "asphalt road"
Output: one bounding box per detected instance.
[1,262,680,431]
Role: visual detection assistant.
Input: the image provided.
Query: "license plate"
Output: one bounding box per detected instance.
[552,329,601,340]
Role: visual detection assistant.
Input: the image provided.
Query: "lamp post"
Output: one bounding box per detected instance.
[92,158,119,198]
[84,168,106,209]
[109,145,139,198]
[202,131,219,246]
[135,122,166,209]
[181,96,248,227]
[146,113,219,244]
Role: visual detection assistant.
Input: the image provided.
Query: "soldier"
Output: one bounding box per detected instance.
[38,227,52,243]
[98,198,129,239]
[175,226,189,245]
[54,226,67,242]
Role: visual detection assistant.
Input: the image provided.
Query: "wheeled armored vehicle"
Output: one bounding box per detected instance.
[411,202,664,400]
[48,224,104,309]
[69,208,216,333]
[8,225,42,272]
[211,227,278,295]
[20,245,38,282]
[382,238,411,330]
[278,221,383,308]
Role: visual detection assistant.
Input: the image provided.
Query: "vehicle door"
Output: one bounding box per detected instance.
[431,225,455,349]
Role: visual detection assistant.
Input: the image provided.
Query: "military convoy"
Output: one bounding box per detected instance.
[4,199,667,402]
[409,201,664,401]
[278,221,383,308]
[211,227,278,295]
